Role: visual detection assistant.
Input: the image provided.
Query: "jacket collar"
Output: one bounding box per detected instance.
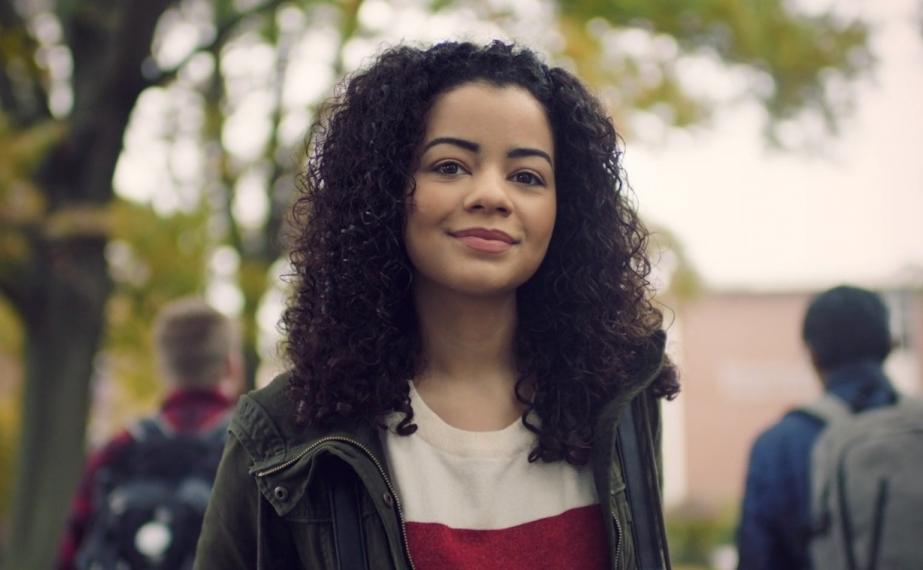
[593,330,667,450]
[228,373,387,479]
[823,358,896,410]
[590,330,666,497]
[588,330,666,568]
[236,329,666,480]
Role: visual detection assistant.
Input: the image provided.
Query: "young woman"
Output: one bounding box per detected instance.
[196,41,678,570]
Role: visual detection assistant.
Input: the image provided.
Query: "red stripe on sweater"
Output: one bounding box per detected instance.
[406,504,609,569]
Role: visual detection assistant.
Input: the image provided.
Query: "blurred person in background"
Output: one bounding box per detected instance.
[56,297,241,570]
[736,285,898,569]
[195,41,678,570]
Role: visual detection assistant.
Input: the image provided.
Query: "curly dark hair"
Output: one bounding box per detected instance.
[282,41,679,465]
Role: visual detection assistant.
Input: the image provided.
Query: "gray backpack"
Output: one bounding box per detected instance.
[802,394,923,570]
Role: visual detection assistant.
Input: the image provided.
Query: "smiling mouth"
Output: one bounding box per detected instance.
[450,228,518,253]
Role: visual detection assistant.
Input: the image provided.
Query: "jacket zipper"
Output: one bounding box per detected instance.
[613,513,623,569]
[255,435,416,570]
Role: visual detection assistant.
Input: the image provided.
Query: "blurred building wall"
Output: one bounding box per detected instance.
[664,289,923,512]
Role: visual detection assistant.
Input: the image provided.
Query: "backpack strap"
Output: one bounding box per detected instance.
[130,411,231,443]
[892,393,923,414]
[797,393,853,426]
[803,392,869,570]
[130,415,170,442]
[200,411,232,445]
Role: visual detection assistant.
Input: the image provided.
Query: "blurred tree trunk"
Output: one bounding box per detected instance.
[8,242,110,569]
[1,1,175,567]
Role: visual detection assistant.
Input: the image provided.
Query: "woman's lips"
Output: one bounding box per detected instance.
[456,235,513,253]
[451,228,516,253]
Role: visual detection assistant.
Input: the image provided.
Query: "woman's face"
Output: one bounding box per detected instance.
[404,81,557,297]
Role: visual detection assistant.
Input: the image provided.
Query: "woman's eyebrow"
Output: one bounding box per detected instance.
[507,147,553,167]
[422,137,479,153]
[423,137,553,167]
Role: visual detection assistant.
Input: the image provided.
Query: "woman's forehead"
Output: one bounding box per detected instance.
[422,82,553,154]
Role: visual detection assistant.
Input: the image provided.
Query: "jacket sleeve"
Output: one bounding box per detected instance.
[195,432,260,570]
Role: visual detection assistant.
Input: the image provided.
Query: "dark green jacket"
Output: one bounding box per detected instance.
[195,334,667,570]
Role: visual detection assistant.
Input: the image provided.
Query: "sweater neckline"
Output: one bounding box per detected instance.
[392,381,536,459]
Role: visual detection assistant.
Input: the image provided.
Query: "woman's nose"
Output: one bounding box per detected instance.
[463,170,512,215]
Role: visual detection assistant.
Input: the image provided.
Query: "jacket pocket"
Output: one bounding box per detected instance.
[257,451,393,569]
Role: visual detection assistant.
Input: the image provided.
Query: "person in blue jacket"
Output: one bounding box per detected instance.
[736,285,898,569]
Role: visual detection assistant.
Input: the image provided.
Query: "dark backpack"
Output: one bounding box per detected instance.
[76,413,229,570]
[801,394,923,570]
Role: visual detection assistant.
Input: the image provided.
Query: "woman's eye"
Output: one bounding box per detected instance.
[434,162,463,176]
[512,171,543,186]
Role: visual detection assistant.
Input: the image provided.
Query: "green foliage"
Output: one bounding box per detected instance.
[666,503,738,567]
[102,199,211,416]
[0,381,20,526]
[0,296,22,355]
[0,298,23,523]
[556,0,871,141]
[0,114,62,279]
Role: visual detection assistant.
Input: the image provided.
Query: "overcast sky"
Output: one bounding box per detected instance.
[626,0,923,291]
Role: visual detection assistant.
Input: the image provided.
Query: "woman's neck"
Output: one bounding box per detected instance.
[413,281,523,431]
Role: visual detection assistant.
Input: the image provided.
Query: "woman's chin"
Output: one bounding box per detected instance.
[417,274,525,300]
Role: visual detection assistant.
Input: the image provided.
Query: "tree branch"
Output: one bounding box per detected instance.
[146,0,290,88]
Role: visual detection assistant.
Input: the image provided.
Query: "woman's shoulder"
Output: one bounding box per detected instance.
[230,372,375,465]
[235,372,298,429]
[229,372,320,463]
[242,372,297,420]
